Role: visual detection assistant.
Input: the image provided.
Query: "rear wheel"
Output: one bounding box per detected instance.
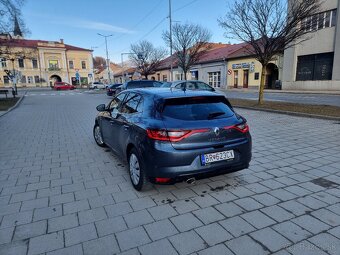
[128,148,150,191]
[93,124,106,147]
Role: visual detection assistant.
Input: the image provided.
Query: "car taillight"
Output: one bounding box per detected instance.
[233,123,249,133]
[223,123,249,133]
[146,129,209,142]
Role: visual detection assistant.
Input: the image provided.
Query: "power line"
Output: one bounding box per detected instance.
[173,0,200,13]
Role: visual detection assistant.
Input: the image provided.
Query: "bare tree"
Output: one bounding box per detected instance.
[93,56,107,69]
[218,0,321,104]
[0,0,28,36]
[163,23,211,80]
[129,40,167,79]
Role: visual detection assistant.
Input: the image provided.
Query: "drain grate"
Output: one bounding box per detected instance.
[311,177,339,188]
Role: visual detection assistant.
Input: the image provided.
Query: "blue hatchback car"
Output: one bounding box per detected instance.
[94,88,252,190]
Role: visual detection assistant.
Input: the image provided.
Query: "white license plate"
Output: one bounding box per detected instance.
[201,150,234,165]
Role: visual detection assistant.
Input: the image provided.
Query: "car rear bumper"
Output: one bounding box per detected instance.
[141,137,252,179]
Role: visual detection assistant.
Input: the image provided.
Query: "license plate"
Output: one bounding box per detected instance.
[201,150,234,165]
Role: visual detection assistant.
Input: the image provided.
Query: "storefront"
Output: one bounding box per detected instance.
[227,56,283,90]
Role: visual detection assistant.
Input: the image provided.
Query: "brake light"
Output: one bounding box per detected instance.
[147,129,209,142]
[233,123,249,133]
[223,123,249,133]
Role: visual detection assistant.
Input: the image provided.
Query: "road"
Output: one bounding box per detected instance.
[222,90,340,107]
[0,90,339,255]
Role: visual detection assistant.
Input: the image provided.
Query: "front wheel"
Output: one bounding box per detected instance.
[128,148,150,191]
[93,124,106,147]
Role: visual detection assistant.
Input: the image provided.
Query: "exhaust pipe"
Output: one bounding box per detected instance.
[186,177,196,185]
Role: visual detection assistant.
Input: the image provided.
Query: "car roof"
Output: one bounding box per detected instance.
[125,88,221,99]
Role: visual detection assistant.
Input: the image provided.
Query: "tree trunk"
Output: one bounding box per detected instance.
[258,63,267,105]
[183,70,187,80]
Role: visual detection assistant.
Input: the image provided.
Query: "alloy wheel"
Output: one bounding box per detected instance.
[94,125,104,145]
[129,154,140,185]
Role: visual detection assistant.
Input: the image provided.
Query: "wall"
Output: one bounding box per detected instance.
[227,56,283,89]
[191,62,227,89]
[282,0,340,90]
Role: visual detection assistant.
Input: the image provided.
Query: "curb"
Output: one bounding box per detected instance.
[0,92,27,118]
[234,105,340,121]
[223,89,340,95]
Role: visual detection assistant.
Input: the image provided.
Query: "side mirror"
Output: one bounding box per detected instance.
[96,104,106,112]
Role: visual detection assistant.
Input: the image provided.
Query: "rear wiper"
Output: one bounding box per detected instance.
[207,112,225,119]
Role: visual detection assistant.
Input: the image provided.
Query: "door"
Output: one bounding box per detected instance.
[113,93,143,157]
[234,70,238,88]
[243,70,249,88]
[101,93,127,149]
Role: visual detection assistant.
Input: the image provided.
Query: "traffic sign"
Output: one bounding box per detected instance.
[227,69,233,75]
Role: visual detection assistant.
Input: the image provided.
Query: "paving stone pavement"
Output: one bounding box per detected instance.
[0,90,339,255]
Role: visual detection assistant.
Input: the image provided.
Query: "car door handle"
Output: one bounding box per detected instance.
[124,125,129,130]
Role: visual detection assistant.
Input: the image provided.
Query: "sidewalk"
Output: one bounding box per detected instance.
[224,88,340,95]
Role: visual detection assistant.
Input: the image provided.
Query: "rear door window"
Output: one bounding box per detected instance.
[109,93,126,111]
[162,96,234,120]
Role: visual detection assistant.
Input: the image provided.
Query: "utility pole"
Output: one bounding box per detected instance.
[169,0,173,81]
[90,46,98,85]
[97,33,113,84]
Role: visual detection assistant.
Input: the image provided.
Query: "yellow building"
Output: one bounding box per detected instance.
[227,55,283,90]
[0,35,93,88]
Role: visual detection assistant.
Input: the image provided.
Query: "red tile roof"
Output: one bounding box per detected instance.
[0,38,91,52]
[156,42,251,71]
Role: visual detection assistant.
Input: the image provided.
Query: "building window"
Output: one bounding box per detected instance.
[21,75,26,83]
[175,73,184,80]
[331,9,337,27]
[27,76,33,84]
[81,61,86,69]
[69,60,74,69]
[1,58,6,68]
[302,9,337,32]
[34,76,40,83]
[49,60,59,70]
[163,75,167,81]
[32,59,38,69]
[18,58,24,68]
[208,72,221,87]
[296,52,334,81]
[254,72,260,80]
[3,76,10,84]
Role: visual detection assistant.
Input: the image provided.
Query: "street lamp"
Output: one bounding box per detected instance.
[90,46,98,86]
[97,33,113,84]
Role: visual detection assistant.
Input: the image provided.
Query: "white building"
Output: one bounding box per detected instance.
[282,0,340,91]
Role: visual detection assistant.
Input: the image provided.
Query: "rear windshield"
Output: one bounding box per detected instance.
[127,81,162,88]
[162,96,234,120]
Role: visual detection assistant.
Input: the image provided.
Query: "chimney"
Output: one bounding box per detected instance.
[60,39,64,44]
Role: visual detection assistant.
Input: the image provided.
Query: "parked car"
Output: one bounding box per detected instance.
[93,88,252,190]
[53,82,76,90]
[115,80,163,95]
[106,83,122,96]
[161,80,216,92]
[90,82,105,89]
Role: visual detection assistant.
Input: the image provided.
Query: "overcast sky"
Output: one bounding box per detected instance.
[23,0,235,63]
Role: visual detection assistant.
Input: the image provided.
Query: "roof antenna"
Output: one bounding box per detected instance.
[183,82,186,92]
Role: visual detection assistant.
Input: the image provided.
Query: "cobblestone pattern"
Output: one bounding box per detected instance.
[0,91,339,255]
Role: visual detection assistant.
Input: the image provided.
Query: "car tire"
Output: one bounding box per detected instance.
[94,86,97,89]
[93,124,106,147]
[128,148,150,191]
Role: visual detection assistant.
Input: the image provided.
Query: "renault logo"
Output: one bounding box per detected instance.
[214,127,220,136]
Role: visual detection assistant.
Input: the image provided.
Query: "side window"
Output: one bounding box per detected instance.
[109,93,126,111]
[197,82,214,91]
[175,83,185,89]
[121,93,143,114]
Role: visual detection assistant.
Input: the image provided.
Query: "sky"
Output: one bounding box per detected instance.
[22,0,233,63]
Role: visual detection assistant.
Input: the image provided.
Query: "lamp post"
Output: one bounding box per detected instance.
[90,46,98,86]
[97,33,113,84]
[168,0,173,81]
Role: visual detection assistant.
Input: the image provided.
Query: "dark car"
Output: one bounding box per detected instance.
[115,80,163,95]
[93,88,251,190]
[106,84,122,96]
[161,80,215,92]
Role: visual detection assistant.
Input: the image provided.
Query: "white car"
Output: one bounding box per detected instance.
[90,82,105,89]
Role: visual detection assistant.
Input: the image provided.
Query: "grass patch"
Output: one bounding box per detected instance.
[0,97,20,111]
[229,99,340,118]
